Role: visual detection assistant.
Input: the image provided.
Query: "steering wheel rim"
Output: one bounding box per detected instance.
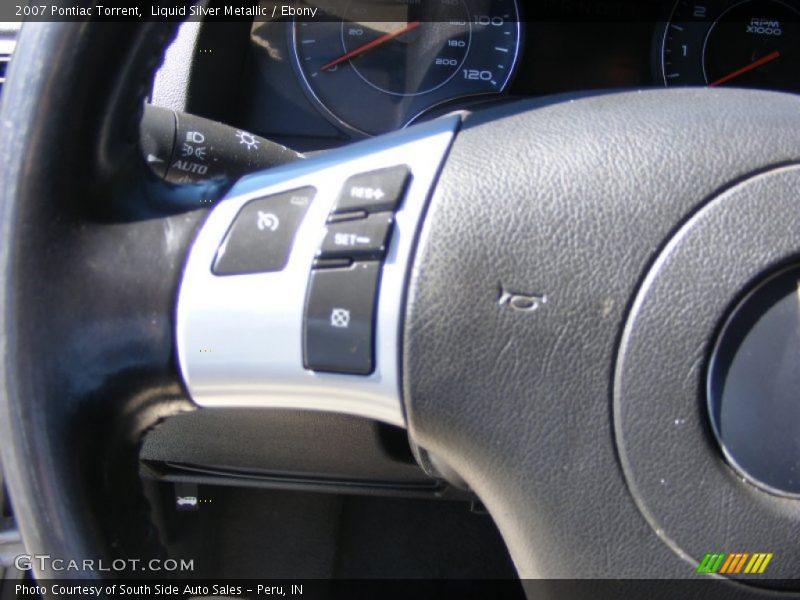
[0,21,213,578]
[4,19,800,589]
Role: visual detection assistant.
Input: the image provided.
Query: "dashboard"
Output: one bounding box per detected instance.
[163,0,800,151]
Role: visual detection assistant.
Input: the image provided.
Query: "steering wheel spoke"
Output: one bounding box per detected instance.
[177,116,459,427]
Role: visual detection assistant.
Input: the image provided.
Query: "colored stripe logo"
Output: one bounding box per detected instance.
[697,552,773,574]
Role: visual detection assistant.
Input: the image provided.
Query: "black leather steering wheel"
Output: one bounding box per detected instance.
[3,20,800,593]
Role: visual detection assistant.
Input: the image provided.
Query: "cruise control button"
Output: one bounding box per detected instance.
[333,165,410,214]
[318,212,393,260]
[213,187,314,275]
[303,262,381,375]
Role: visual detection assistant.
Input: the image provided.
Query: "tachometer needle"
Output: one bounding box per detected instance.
[320,21,421,71]
[708,50,781,87]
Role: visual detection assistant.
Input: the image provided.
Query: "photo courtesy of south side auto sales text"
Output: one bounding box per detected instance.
[16,583,304,597]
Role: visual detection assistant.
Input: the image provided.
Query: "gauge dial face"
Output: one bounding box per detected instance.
[292,0,521,136]
[662,0,800,92]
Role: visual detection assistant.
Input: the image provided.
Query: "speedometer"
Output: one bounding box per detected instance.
[292,0,521,136]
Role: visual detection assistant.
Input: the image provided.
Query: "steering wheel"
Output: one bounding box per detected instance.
[3,20,800,592]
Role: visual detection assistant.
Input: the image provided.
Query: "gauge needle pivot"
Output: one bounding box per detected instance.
[709,50,781,87]
[321,21,422,71]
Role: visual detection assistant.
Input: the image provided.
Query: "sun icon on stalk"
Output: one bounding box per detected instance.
[235,130,260,151]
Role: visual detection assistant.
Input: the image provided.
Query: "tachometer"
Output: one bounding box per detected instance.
[292,0,521,136]
[662,0,800,92]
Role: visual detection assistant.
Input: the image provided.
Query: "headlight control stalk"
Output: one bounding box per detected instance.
[140,104,303,184]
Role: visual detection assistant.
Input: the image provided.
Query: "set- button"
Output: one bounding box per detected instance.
[318,212,394,261]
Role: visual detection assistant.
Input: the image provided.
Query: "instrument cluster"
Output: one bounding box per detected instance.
[241,0,800,142]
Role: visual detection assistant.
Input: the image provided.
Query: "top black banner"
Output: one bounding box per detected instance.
[0,0,739,24]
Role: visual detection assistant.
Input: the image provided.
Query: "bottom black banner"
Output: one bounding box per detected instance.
[6,579,800,600]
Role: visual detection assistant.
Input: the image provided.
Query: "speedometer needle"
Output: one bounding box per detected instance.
[709,50,781,87]
[320,21,421,71]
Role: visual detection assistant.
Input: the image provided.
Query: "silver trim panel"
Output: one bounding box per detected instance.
[176,116,460,427]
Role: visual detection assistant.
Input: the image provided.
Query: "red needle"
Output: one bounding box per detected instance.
[321,21,421,71]
[709,50,781,87]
